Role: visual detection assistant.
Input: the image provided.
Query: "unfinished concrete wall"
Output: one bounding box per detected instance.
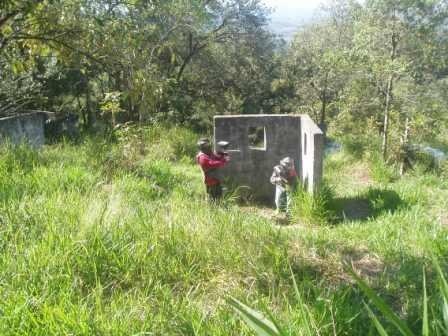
[300,114,324,193]
[45,113,79,141]
[0,112,48,147]
[214,114,323,202]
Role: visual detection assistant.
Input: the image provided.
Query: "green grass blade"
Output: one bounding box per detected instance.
[265,308,288,336]
[289,263,315,336]
[349,268,415,336]
[443,298,448,334]
[228,297,282,336]
[364,302,389,336]
[434,259,448,302]
[433,259,448,333]
[422,267,429,336]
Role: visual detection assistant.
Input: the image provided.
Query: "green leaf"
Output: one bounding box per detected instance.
[227,297,282,336]
[433,259,448,332]
[442,298,448,334]
[434,259,448,303]
[289,263,314,336]
[11,61,24,74]
[349,268,415,336]
[364,302,389,336]
[422,267,429,336]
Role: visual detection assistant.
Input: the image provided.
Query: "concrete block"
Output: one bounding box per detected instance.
[0,112,51,147]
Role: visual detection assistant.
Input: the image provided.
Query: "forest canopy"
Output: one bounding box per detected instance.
[1,0,447,161]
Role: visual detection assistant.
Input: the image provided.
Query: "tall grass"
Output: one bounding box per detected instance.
[0,127,447,335]
[351,259,448,336]
[289,183,338,225]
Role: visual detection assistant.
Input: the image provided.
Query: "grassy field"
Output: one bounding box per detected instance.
[0,126,447,335]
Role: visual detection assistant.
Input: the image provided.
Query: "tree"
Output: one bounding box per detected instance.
[283,0,360,131]
[352,0,448,161]
[0,0,278,130]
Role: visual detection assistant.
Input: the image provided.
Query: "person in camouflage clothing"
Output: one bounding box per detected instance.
[270,157,298,214]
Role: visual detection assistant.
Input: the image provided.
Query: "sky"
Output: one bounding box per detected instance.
[262,0,324,39]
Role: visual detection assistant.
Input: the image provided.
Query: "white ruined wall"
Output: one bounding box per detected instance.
[0,112,48,147]
[299,114,324,193]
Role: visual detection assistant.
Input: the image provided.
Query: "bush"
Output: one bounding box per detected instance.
[166,126,200,160]
[140,124,199,162]
[290,183,337,225]
[365,188,404,216]
[410,148,437,174]
[87,124,200,177]
[341,136,366,160]
[369,153,398,183]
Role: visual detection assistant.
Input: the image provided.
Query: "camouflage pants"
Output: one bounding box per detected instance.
[275,185,291,213]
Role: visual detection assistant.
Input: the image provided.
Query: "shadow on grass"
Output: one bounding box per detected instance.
[331,188,407,223]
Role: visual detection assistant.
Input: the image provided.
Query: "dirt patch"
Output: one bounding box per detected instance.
[349,254,384,277]
[288,242,384,285]
[341,246,384,281]
[240,206,293,226]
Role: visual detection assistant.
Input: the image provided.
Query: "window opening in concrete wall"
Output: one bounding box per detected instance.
[248,126,266,150]
[304,133,308,156]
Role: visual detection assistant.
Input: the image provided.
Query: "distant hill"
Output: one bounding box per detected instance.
[266,6,315,40]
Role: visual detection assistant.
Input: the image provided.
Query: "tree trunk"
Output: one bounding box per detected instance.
[382,74,393,160]
[85,82,95,128]
[381,15,398,161]
[320,87,327,135]
[399,116,410,176]
[77,95,87,129]
[176,53,195,82]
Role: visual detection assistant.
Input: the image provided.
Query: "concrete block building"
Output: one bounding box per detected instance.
[214,114,324,202]
[0,112,50,147]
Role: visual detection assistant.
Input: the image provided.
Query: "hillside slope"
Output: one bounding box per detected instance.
[0,127,447,335]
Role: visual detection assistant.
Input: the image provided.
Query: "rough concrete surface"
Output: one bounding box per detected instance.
[214,114,323,202]
[0,112,51,147]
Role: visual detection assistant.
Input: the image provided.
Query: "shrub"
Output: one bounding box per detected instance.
[410,148,437,174]
[290,183,337,226]
[341,136,366,160]
[365,188,404,216]
[166,126,200,160]
[369,153,398,183]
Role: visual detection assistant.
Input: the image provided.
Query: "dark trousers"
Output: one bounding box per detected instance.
[206,184,223,201]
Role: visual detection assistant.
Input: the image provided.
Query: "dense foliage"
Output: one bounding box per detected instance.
[0,0,281,129]
[1,0,447,162]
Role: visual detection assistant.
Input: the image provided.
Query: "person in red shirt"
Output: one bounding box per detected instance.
[196,138,229,201]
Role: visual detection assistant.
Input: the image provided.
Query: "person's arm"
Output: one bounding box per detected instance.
[270,170,283,185]
[289,169,298,178]
[198,154,227,169]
